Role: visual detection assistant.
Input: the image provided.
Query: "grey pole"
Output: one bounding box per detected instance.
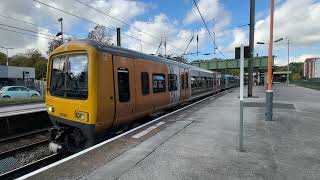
[286,39,290,87]
[248,0,255,97]
[239,45,245,152]
[116,28,121,46]
[58,18,63,43]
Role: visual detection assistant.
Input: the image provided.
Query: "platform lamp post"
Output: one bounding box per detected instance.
[257,37,289,88]
[0,46,14,66]
[58,18,63,44]
[285,38,290,87]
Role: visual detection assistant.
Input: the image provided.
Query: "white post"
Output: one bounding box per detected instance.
[286,39,290,87]
[239,45,244,152]
[240,45,244,101]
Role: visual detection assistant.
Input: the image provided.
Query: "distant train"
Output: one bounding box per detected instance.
[46,40,239,152]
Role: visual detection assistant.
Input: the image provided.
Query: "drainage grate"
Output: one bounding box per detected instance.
[243,102,295,110]
[0,156,19,174]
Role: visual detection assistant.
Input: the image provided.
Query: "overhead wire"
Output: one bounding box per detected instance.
[33,0,178,56]
[0,14,82,38]
[74,0,185,53]
[0,23,55,38]
[192,0,228,60]
[0,26,54,40]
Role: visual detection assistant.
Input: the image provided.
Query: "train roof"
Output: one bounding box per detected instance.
[64,39,214,74]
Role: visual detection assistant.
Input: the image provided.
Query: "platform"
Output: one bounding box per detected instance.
[0,103,46,118]
[21,85,320,180]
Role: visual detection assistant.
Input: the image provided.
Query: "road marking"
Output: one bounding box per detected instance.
[132,121,165,139]
[17,91,225,180]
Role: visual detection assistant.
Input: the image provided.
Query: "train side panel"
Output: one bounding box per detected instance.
[95,53,115,133]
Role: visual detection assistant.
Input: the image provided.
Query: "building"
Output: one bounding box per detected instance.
[0,65,35,87]
[304,58,320,79]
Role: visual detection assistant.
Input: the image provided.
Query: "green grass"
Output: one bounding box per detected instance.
[0,96,45,107]
[293,79,320,91]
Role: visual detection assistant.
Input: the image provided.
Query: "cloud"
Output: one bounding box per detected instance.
[184,0,231,33]
[122,13,209,57]
[255,0,320,47]
[227,0,320,59]
[226,28,248,52]
[0,0,147,56]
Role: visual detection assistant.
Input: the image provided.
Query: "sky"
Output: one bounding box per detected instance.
[0,0,319,65]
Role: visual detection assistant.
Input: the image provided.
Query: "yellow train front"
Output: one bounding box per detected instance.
[46,40,238,152]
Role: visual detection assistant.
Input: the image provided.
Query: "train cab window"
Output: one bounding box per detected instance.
[118,68,130,102]
[185,72,188,88]
[141,72,149,95]
[168,74,178,91]
[181,73,184,89]
[153,74,166,93]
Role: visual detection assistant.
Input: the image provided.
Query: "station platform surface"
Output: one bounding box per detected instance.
[24,85,320,180]
[0,102,45,118]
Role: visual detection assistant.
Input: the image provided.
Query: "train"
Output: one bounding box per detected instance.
[46,40,239,152]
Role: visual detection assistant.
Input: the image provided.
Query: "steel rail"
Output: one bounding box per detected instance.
[0,139,49,160]
[0,128,49,144]
[0,153,67,180]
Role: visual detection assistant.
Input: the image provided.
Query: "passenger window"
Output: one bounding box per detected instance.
[117,68,130,102]
[201,77,206,87]
[141,72,149,95]
[181,73,184,89]
[168,74,178,91]
[191,77,196,88]
[152,74,166,93]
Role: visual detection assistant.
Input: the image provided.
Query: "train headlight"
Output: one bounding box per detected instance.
[75,111,88,122]
[48,106,54,113]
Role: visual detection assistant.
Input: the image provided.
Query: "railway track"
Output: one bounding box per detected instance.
[0,139,49,160]
[0,128,49,144]
[0,153,68,180]
[0,128,51,179]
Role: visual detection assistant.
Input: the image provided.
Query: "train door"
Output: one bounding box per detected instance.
[112,55,136,126]
[185,70,190,99]
[180,68,186,101]
[134,59,153,118]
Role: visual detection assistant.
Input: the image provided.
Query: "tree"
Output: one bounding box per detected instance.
[0,52,7,65]
[88,25,112,44]
[9,49,47,80]
[47,39,62,55]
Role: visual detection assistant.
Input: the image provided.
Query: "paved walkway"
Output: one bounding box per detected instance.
[28,85,320,180]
